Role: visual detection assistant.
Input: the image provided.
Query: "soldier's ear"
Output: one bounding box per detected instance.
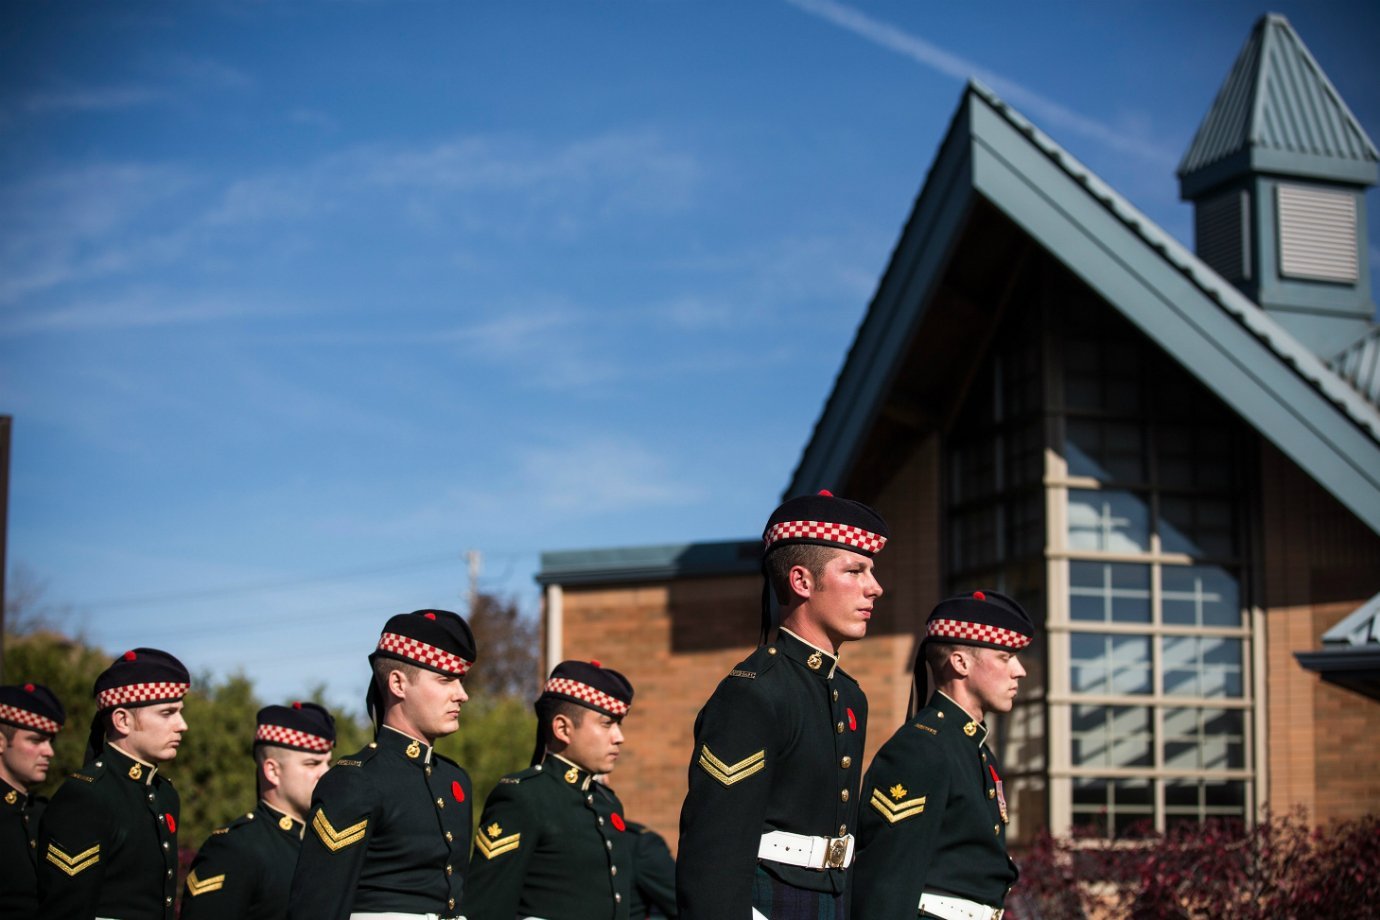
[262,754,282,787]
[788,564,814,600]
[386,667,410,700]
[550,712,575,745]
[108,706,135,736]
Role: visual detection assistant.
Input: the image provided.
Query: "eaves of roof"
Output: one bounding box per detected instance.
[787,80,1380,536]
[536,540,759,587]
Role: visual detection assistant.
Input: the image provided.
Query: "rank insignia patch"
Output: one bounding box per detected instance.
[46,842,100,877]
[476,828,520,859]
[186,870,226,896]
[889,783,908,800]
[697,745,766,787]
[311,810,368,852]
[869,787,926,824]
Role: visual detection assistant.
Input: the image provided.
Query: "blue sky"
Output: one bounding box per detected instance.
[4,1,1377,709]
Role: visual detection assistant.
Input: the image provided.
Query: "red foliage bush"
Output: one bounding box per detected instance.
[1009,810,1380,919]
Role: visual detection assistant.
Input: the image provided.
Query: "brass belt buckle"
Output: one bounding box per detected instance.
[825,836,848,869]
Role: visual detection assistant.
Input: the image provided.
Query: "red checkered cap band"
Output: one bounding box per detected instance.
[544,677,630,717]
[764,520,887,554]
[95,681,190,711]
[377,632,473,677]
[927,618,1032,650]
[256,723,334,753]
[0,703,61,735]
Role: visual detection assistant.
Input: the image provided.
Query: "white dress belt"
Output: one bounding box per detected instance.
[757,830,855,869]
[350,913,464,920]
[918,891,1004,920]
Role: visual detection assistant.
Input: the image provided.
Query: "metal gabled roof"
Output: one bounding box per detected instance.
[536,540,759,587]
[788,79,1380,535]
[1331,325,1380,408]
[1179,13,1378,194]
[1322,591,1380,646]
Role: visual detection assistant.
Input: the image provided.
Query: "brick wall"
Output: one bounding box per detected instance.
[1259,441,1380,822]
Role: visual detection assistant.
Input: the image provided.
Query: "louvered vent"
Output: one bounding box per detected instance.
[1277,184,1358,282]
[1195,190,1249,281]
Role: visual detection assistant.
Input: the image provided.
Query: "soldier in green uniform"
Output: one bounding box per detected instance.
[853,590,1034,920]
[677,490,889,920]
[181,701,336,919]
[625,821,677,919]
[36,647,191,920]
[465,659,636,920]
[288,609,477,920]
[0,682,65,920]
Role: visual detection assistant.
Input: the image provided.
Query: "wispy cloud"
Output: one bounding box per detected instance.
[783,0,1178,167]
[23,85,166,114]
[0,289,261,337]
[515,434,703,514]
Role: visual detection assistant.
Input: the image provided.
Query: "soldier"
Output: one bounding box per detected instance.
[465,660,636,920]
[625,821,677,919]
[181,701,336,919]
[288,609,476,920]
[853,590,1034,919]
[0,682,65,920]
[677,490,889,920]
[36,647,191,920]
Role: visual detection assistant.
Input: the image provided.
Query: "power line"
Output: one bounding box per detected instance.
[72,552,465,611]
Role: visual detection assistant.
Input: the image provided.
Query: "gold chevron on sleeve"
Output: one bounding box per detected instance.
[45,843,100,877]
[697,745,766,787]
[475,830,521,859]
[311,809,368,852]
[185,869,227,896]
[869,787,926,824]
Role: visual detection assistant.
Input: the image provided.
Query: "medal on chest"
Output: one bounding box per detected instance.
[988,764,1008,824]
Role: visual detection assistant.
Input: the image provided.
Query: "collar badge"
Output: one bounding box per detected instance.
[405,740,421,759]
[128,763,143,781]
[564,765,580,784]
[963,721,978,737]
[807,651,823,670]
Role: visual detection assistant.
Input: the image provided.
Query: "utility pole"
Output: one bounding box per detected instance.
[466,549,481,618]
[0,415,10,681]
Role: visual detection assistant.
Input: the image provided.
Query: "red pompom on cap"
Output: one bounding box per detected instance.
[424,612,437,620]
[973,591,987,601]
[589,660,601,668]
[24,683,35,692]
[123,650,138,661]
[292,701,302,709]
[817,489,834,497]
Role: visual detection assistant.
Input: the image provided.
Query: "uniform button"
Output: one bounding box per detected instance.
[611,865,618,876]
[989,789,996,799]
[449,898,456,910]
[839,824,847,836]
[605,840,612,850]
[166,869,173,879]
[832,689,839,701]
[162,842,169,850]
[445,831,454,842]
[936,712,944,719]
[768,647,777,655]
[995,825,1001,835]
[426,765,433,777]
[598,816,605,826]
[147,793,154,801]
[840,789,849,802]
[436,798,445,808]
[446,864,453,876]
[840,756,851,769]
[982,753,988,762]
[587,795,594,804]
[836,722,844,734]
[165,897,173,906]
[615,893,622,903]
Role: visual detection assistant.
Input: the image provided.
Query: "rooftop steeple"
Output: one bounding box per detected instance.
[1179,13,1378,358]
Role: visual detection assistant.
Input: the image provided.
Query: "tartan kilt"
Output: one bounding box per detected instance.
[751,866,848,920]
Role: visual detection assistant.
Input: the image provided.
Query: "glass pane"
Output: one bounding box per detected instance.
[1154,422,1234,491]
[1069,561,1151,623]
[1165,780,1247,828]
[1163,707,1245,770]
[1162,635,1244,698]
[1162,566,1241,627]
[951,439,999,504]
[1071,705,1152,767]
[1071,633,1151,695]
[1072,777,1154,838]
[1068,489,1149,552]
[1065,419,1145,482]
[1160,496,1237,558]
[951,507,1000,572]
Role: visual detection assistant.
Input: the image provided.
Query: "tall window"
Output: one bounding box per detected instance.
[945,274,1256,839]
[1052,296,1253,836]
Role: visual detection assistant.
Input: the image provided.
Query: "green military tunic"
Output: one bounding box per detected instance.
[464,753,633,920]
[677,628,868,918]
[853,692,1018,918]
[625,821,677,920]
[180,800,306,920]
[35,743,181,920]
[287,726,471,920]
[0,779,46,920]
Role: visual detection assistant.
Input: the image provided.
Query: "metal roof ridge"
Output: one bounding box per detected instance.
[1321,591,1380,646]
[968,81,1380,445]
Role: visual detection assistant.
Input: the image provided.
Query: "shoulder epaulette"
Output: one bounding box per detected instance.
[67,771,98,784]
[730,644,783,680]
[332,744,380,769]
[912,708,945,736]
[498,763,544,785]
